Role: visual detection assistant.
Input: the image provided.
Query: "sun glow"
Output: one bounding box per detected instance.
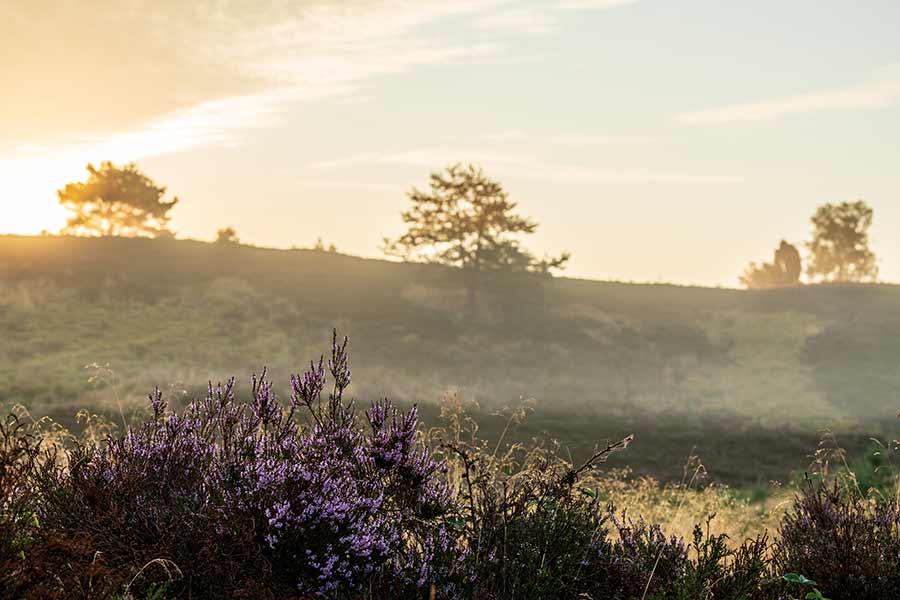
[0,87,295,237]
[0,152,78,235]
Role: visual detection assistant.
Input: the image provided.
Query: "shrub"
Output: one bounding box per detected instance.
[430,397,773,600]
[1,532,126,600]
[25,332,455,599]
[0,412,41,588]
[774,483,900,600]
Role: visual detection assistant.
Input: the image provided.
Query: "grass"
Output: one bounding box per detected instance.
[1,233,899,484]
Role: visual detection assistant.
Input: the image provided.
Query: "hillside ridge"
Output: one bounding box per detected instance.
[2,234,898,483]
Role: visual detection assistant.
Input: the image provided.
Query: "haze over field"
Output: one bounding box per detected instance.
[4,0,900,286]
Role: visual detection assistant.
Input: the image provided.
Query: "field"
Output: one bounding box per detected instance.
[2,234,899,485]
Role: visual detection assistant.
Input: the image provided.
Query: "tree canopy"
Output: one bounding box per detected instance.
[806,200,877,283]
[216,227,239,243]
[383,164,569,275]
[740,240,802,289]
[58,162,178,238]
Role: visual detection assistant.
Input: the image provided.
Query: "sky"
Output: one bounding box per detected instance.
[2,0,900,287]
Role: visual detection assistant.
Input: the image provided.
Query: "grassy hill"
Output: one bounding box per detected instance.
[2,234,899,484]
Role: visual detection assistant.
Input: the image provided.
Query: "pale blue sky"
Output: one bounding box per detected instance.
[3,0,900,286]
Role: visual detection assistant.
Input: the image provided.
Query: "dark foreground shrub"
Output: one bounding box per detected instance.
[434,406,773,600]
[0,413,42,591]
[461,505,772,600]
[774,483,900,600]
[2,532,126,600]
[23,333,456,599]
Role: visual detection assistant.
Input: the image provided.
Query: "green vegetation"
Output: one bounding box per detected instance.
[383,163,569,275]
[807,200,878,283]
[741,199,879,289]
[214,226,239,244]
[741,240,802,289]
[1,234,898,484]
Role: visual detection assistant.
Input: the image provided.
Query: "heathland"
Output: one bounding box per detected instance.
[2,234,898,485]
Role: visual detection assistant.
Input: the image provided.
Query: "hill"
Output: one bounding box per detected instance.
[2,234,898,484]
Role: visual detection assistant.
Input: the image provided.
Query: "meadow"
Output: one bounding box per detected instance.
[1,234,898,484]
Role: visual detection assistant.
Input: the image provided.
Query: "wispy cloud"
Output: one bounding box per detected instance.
[549,134,651,145]
[3,0,636,164]
[306,145,740,185]
[556,0,639,11]
[678,70,900,124]
[483,130,529,142]
[505,163,740,185]
[306,147,536,171]
[0,87,322,232]
[1,0,519,222]
[474,6,560,34]
[1,0,509,155]
[472,0,636,35]
[2,0,652,234]
[301,180,406,193]
[481,131,650,145]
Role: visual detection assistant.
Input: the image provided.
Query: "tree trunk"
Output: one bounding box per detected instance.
[465,267,478,316]
[467,231,484,316]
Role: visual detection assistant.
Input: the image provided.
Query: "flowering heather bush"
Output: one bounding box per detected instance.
[26,332,455,599]
[774,483,900,599]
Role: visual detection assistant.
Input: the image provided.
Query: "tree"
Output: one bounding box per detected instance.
[58,162,178,237]
[216,227,239,244]
[740,240,802,289]
[806,200,878,283]
[313,238,337,253]
[383,163,569,275]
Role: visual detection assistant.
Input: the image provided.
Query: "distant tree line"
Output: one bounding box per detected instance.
[741,200,878,288]
[56,160,880,289]
[56,161,568,277]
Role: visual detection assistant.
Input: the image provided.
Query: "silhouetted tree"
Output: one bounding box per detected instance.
[58,162,177,237]
[216,227,239,244]
[775,240,803,284]
[740,240,802,289]
[806,201,878,283]
[313,238,337,252]
[383,164,569,275]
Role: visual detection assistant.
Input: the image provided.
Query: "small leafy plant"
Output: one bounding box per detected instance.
[782,573,831,600]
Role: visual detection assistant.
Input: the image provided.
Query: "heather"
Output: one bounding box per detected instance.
[3,333,900,599]
[4,334,457,598]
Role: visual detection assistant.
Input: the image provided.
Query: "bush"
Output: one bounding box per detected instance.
[0,413,41,588]
[774,483,900,599]
[430,399,772,600]
[24,332,455,599]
